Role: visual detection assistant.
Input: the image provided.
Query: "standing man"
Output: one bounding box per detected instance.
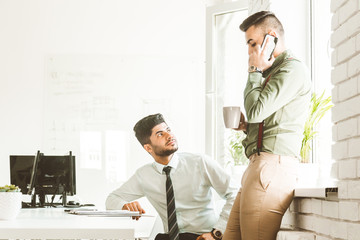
[223,11,311,240]
[106,113,237,240]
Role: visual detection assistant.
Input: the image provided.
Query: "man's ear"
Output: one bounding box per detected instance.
[143,144,152,154]
[268,30,278,38]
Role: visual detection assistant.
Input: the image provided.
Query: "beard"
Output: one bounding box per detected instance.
[152,143,179,157]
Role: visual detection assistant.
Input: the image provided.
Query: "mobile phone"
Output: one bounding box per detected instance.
[260,34,278,61]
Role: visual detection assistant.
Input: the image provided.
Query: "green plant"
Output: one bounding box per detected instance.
[300,91,333,163]
[0,185,21,192]
[227,130,249,166]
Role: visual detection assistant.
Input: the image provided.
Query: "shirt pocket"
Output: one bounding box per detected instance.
[259,161,278,191]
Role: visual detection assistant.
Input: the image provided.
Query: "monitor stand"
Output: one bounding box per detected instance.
[22,189,79,208]
[21,193,38,208]
[62,191,67,206]
[22,189,47,208]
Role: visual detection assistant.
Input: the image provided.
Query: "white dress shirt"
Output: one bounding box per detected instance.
[105,152,237,234]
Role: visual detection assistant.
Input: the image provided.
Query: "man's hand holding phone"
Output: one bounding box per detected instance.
[261,34,278,61]
[248,34,278,72]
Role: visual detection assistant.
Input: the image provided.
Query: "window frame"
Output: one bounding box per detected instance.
[205,1,248,162]
[206,1,333,187]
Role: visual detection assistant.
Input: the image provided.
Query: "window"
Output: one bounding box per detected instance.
[206,0,333,185]
[309,0,333,183]
[273,0,333,182]
[205,2,248,167]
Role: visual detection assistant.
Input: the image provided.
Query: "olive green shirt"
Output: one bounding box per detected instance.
[243,50,311,158]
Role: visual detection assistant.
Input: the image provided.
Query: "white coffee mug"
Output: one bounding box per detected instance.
[223,106,241,128]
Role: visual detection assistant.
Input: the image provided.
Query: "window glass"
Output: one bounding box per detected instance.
[311,0,333,183]
[214,9,248,166]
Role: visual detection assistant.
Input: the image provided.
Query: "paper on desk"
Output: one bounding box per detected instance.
[69,209,143,217]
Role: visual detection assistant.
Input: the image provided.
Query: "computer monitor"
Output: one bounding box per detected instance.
[9,155,36,195]
[38,152,76,205]
[10,151,76,207]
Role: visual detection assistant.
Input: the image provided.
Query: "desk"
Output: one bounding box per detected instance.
[0,208,156,239]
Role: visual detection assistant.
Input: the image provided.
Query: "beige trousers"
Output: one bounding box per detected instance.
[223,152,298,240]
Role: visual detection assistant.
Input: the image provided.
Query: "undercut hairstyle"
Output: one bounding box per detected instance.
[239,11,284,36]
[133,113,166,146]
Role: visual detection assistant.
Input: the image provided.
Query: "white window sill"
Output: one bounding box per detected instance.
[294,187,338,200]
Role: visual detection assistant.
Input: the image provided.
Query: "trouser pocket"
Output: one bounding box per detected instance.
[259,162,278,191]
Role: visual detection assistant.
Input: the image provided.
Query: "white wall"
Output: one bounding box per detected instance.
[0,0,206,207]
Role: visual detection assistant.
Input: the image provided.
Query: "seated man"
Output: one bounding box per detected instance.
[106,113,237,240]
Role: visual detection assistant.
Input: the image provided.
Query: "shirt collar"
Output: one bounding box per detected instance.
[153,153,179,174]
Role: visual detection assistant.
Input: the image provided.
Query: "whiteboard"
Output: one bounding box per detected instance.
[43,54,203,203]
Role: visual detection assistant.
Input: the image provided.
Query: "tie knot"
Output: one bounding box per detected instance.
[163,166,172,175]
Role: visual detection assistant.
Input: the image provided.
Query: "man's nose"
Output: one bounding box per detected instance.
[167,132,174,139]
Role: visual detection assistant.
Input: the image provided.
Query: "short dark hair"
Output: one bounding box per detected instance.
[133,113,166,146]
[239,11,284,36]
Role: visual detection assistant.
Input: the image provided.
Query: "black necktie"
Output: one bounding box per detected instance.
[163,166,179,240]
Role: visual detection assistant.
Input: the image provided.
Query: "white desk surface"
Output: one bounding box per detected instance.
[0,207,156,239]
